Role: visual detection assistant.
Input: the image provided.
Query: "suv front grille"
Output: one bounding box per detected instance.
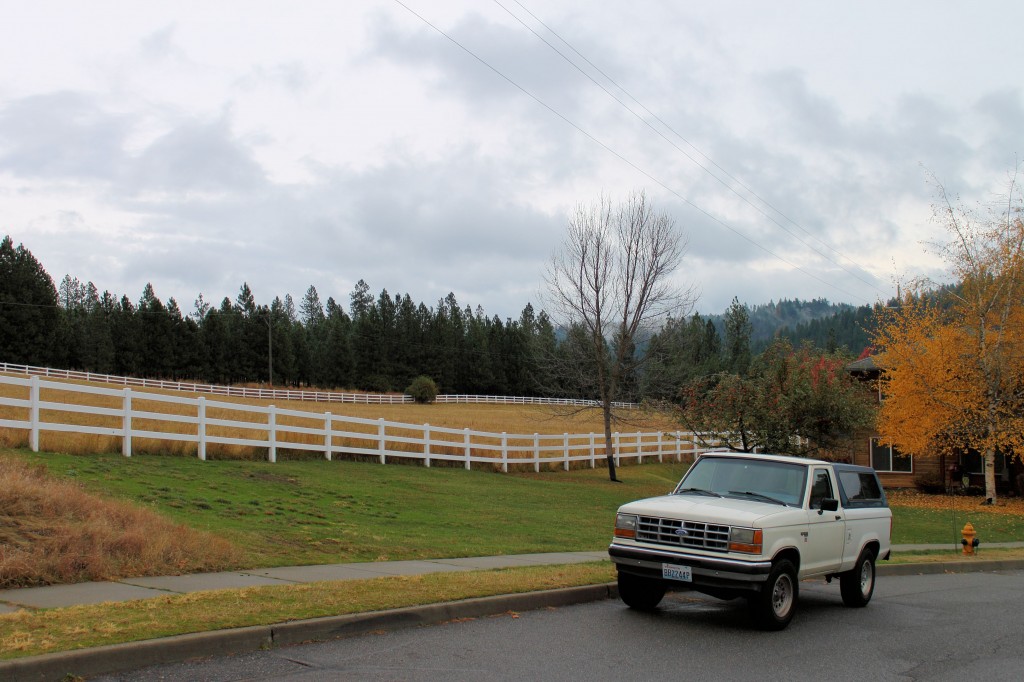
[636,516,731,551]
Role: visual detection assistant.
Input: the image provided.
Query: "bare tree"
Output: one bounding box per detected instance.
[545,191,695,481]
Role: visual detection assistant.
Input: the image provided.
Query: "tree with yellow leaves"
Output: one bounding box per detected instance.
[873,172,1024,502]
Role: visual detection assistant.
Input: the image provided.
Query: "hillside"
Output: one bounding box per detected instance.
[706,298,875,354]
[0,455,241,588]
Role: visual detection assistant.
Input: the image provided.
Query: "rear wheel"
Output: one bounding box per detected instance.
[617,571,667,611]
[748,559,798,630]
[840,549,876,607]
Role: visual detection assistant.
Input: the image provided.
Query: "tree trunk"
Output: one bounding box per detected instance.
[984,447,998,503]
[603,398,619,482]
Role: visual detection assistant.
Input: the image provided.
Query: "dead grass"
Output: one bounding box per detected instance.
[0,456,243,588]
[0,374,682,464]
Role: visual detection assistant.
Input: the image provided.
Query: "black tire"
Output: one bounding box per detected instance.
[840,549,876,608]
[617,571,667,611]
[748,559,798,630]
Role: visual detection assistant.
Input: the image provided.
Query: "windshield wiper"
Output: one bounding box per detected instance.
[728,490,788,506]
[676,487,723,498]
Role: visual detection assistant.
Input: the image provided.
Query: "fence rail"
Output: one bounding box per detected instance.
[0,374,713,471]
[0,363,636,408]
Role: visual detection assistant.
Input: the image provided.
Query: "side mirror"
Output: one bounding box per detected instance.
[819,498,839,512]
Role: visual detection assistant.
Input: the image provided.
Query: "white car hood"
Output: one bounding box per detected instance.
[620,494,802,527]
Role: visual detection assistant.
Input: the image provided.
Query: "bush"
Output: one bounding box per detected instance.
[914,474,945,494]
[406,375,438,404]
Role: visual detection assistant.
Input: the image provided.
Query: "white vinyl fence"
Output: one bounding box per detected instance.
[0,374,714,471]
[0,363,636,408]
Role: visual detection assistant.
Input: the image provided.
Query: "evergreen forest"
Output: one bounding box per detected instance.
[1,236,877,399]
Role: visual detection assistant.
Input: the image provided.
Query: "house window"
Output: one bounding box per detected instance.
[870,438,912,473]
[961,450,1006,475]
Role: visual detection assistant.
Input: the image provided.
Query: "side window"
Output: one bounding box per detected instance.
[837,470,886,508]
[809,469,834,509]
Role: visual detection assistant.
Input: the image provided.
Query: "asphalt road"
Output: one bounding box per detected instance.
[94,570,1024,682]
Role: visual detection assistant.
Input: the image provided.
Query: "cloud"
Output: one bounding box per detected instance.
[128,117,267,193]
[0,92,130,179]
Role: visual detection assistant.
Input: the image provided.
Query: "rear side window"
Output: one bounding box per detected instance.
[837,470,886,508]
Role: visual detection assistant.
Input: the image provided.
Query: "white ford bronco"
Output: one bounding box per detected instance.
[609,451,892,630]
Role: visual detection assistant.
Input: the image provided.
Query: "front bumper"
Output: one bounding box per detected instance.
[609,543,772,592]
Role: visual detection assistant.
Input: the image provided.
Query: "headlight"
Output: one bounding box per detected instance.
[614,513,638,539]
[729,527,763,554]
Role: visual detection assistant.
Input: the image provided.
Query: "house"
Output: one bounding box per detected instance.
[845,354,941,489]
[845,354,1019,493]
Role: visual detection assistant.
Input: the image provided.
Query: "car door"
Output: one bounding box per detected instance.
[801,467,846,576]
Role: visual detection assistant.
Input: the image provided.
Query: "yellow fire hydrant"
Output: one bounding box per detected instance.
[961,522,979,556]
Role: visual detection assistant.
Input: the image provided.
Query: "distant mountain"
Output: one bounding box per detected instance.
[706,298,875,355]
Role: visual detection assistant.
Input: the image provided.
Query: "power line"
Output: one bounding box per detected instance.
[496,0,884,297]
[391,0,872,304]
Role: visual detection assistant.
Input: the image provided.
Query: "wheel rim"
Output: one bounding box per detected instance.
[859,560,874,596]
[772,574,794,618]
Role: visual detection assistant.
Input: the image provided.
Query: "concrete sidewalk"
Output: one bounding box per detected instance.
[0,551,609,614]
[3,543,1023,614]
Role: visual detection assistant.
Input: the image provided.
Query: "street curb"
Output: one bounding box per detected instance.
[0,583,617,682]
[4,558,1024,681]
[878,557,1024,576]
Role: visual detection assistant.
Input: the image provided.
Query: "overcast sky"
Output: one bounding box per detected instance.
[3,1,1022,321]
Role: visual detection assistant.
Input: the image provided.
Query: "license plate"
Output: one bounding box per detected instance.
[662,563,692,582]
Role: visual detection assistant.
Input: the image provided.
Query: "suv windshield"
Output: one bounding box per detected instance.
[676,456,807,507]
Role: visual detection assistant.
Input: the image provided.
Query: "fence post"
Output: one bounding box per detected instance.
[636,432,643,463]
[677,430,683,462]
[197,397,206,461]
[464,428,471,471]
[563,433,570,471]
[29,375,40,452]
[501,432,508,473]
[378,418,386,464]
[533,433,540,473]
[122,388,132,457]
[268,405,277,463]
[325,411,332,461]
[657,431,663,463]
[424,423,431,468]
[613,432,620,467]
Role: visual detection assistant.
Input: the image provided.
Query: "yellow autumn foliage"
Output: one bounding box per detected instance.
[873,173,1024,501]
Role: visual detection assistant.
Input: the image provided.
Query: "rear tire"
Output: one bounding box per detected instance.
[840,549,876,607]
[617,571,667,611]
[748,559,798,630]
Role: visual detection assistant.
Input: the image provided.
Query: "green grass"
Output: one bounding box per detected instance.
[5,449,688,567]
[891,506,1024,545]
[9,448,1024,569]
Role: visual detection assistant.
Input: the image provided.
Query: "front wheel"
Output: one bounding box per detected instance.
[617,571,666,611]
[748,559,798,630]
[840,549,876,607]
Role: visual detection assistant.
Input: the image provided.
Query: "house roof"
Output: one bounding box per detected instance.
[846,355,880,372]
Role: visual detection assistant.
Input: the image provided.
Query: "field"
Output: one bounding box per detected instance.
[0,374,681,463]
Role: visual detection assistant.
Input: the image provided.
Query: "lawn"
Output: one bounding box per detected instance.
[4,449,688,567]
[7,448,1024,568]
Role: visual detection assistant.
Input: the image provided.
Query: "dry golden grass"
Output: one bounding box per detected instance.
[0,374,682,464]
[0,456,243,588]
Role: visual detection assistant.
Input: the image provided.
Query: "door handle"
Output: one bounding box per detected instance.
[835,515,843,521]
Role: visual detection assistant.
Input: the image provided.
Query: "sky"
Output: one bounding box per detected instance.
[2,1,1022,321]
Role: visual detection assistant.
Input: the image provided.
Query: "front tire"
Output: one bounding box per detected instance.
[840,549,876,607]
[748,559,798,630]
[617,571,667,611]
